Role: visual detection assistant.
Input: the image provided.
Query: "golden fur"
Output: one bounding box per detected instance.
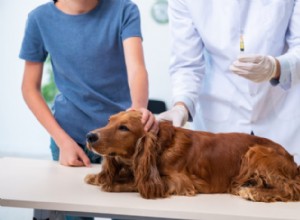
[85,111,300,202]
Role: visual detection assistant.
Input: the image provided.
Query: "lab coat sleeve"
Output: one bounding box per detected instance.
[277,0,300,89]
[168,0,205,119]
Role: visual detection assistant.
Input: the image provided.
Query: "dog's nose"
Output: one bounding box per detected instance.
[86,132,99,143]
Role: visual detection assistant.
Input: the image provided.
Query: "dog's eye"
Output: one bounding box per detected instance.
[118,125,129,131]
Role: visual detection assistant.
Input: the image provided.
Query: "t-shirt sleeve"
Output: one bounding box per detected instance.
[19,13,48,62]
[120,0,142,41]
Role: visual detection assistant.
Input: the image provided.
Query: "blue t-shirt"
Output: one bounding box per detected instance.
[20,0,142,145]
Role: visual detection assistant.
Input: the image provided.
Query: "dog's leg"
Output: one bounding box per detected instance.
[236,170,300,202]
[164,173,197,196]
[232,145,300,202]
[85,156,120,186]
[237,182,300,202]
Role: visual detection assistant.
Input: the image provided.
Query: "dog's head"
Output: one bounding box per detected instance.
[87,110,167,198]
[86,110,145,158]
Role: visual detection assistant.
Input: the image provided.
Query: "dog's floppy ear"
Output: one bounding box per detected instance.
[133,132,166,199]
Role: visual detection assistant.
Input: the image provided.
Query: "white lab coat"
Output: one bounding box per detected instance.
[168,0,300,163]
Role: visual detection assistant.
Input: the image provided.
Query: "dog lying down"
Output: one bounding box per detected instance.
[84,110,300,202]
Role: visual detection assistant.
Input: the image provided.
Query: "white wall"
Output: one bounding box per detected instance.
[135,0,172,104]
[0,0,171,157]
[0,0,50,157]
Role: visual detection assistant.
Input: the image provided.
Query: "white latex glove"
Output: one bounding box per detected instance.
[230,55,277,83]
[156,105,189,127]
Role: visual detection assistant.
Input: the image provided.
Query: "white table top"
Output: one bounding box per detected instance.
[0,157,300,220]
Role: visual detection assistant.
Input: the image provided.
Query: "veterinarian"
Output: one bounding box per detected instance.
[20,0,156,219]
[158,0,300,163]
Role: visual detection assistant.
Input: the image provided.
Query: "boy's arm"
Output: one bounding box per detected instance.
[21,61,90,167]
[123,37,158,132]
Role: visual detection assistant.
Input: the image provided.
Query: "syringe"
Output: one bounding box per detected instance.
[240,33,244,52]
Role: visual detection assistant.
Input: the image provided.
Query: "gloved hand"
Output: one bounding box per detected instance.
[156,104,189,127]
[230,55,278,83]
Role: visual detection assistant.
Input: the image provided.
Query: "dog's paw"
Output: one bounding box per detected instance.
[138,180,167,199]
[101,183,115,192]
[84,174,100,185]
[238,187,255,201]
[181,188,197,196]
[97,171,111,184]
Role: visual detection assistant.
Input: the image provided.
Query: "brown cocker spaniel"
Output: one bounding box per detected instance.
[84,111,300,202]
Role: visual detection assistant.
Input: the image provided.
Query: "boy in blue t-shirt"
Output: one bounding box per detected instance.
[20,0,156,165]
[20,0,157,219]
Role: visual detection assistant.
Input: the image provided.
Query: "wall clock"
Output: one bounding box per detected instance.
[151,0,168,24]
